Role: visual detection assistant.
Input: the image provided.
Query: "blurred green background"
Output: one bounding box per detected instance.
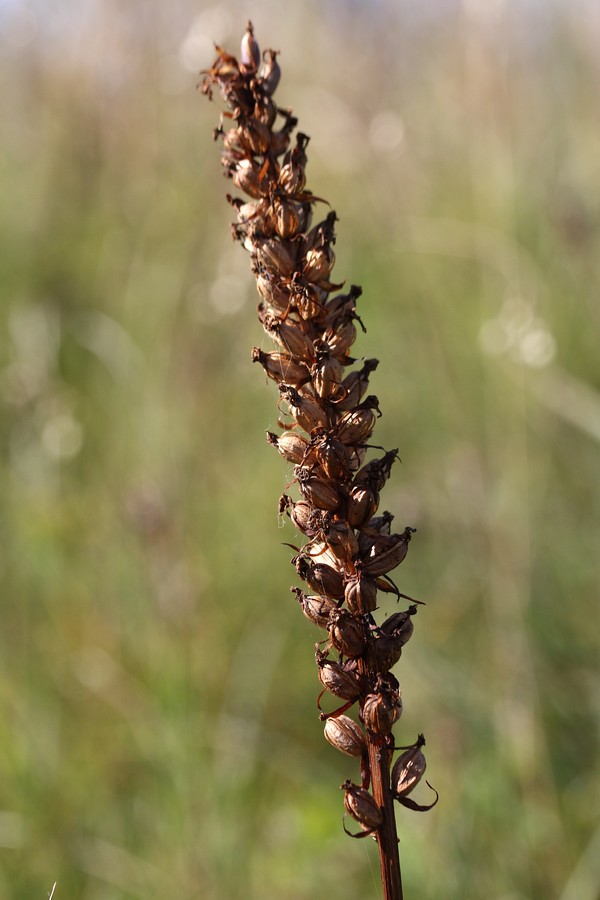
[1,1,598,898]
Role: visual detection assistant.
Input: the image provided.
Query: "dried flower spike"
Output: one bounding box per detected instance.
[200,25,436,900]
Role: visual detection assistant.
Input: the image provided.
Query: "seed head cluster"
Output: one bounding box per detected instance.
[200,22,437,841]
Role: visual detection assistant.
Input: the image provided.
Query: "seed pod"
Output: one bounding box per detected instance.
[353,449,399,493]
[361,526,416,577]
[238,118,271,155]
[280,495,313,533]
[265,430,308,464]
[295,466,342,512]
[253,93,278,128]
[379,606,417,646]
[254,270,290,315]
[240,21,260,70]
[256,237,297,277]
[336,397,381,445]
[324,716,366,757]
[279,384,330,434]
[309,432,353,482]
[346,485,379,528]
[232,158,264,199]
[341,780,383,831]
[315,648,362,700]
[269,116,298,157]
[335,358,380,410]
[279,132,309,195]
[322,318,358,360]
[304,245,335,282]
[272,197,301,239]
[295,555,344,601]
[362,687,402,736]
[259,312,315,361]
[292,587,337,628]
[290,281,328,321]
[366,633,404,673]
[344,571,378,615]
[252,348,309,387]
[311,340,345,400]
[259,48,281,96]
[392,734,427,799]
[327,609,367,658]
[323,521,359,564]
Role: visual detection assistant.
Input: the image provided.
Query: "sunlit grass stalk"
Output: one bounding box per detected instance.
[200,23,437,899]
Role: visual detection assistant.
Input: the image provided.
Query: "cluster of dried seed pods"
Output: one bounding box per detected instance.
[200,22,436,889]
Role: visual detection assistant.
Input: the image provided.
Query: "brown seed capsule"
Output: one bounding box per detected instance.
[255,272,291,316]
[295,466,341,512]
[366,633,404,673]
[344,571,378,615]
[308,432,353,482]
[238,118,271,155]
[336,397,381,445]
[253,93,278,128]
[315,648,362,701]
[272,197,301,239]
[324,716,366,757]
[327,609,367,658]
[322,318,358,360]
[265,430,309,464]
[311,340,345,400]
[353,450,399,493]
[292,587,337,628]
[279,132,309,195]
[256,237,297,277]
[341,780,383,830]
[392,734,427,799]
[346,485,379,528]
[304,245,335,282]
[259,48,281,96]
[240,21,260,70]
[361,526,416,577]
[295,555,344,601]
[323,521,359,564]
[232,158,264,199]
[362,688,402,736]
[280,495,313,533]
[379,606,417,646]
[279,384,330,434]
[259,312,315,361]
[252,348,310,387]
[335,358,380,410]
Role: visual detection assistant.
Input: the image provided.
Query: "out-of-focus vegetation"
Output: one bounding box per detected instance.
[0,1,598,898]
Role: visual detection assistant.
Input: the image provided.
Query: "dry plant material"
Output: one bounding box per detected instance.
[200,22,437,900]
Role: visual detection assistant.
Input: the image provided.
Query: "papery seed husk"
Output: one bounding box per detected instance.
[335,358,380,410]
[310,433,353,481]
[327,609,367,658]
[324,521,359,564]
[273,198,300,239]
[311,353,344,401]
[232,159,263,199]
[279,384,330,434]
[341,780,383,828]
[362,527,415,577]
[286,498,313,533]
[336,407,377,445]
[253,93,278,127]
[354,449,399,492]
[344,572,378,615]
[379,606,417,646]
[362,690,402,736]
[392,735,427,799]
[257,238,297,277]
[322,320,358,359]
[252,348,309,386]
[240,21,260,69]
[255,273,291,315]
[239,119,271,155]
[296,557,345,600]
[265,430,308,464]
[259,49,281,96]
[304,246,335,282]
[315,649,361,700]
[366,634,403,673]
[324,716,366,757]
[292,587,337,628]
[295,467,341,512]
[261,316,314,361]
[346,485,379,528]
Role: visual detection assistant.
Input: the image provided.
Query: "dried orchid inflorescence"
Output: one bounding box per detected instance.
[200,22,436,899]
